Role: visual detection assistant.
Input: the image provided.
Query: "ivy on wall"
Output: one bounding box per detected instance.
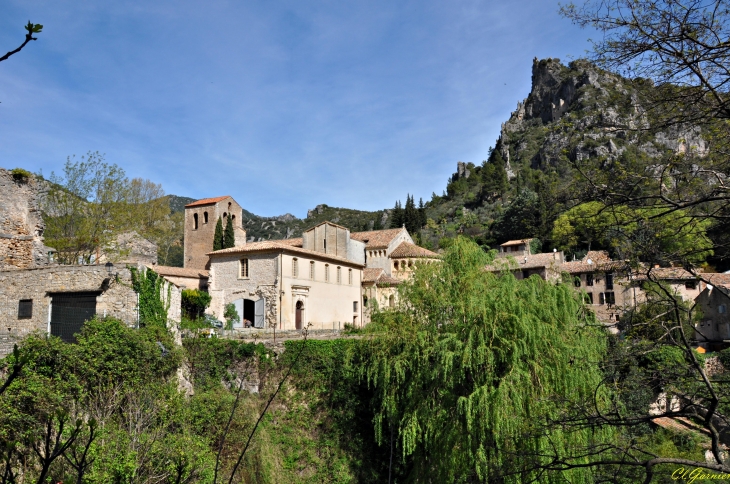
[130,267,170,331]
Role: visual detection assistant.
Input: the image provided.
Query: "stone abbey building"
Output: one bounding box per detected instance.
[183,196,439,330]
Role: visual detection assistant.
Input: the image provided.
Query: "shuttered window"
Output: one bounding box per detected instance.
[18,299,32,319]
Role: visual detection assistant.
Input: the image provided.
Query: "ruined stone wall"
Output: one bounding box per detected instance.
[0,169,53,270]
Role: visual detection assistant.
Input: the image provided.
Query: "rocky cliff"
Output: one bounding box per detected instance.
[0,169,55,270]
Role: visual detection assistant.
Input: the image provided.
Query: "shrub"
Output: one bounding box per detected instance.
[10,168,31,182]
[182,289,211,319]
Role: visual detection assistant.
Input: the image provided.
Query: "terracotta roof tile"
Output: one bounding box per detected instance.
[500,239,533,247]
[705,273,730,288]
[150,265,209,278]
[562,260,628,274]
[207,241,363,266]
[278,238,303,247]
[185,196,231,207]
[486,252,564,271]
[389,242,439,259]
[350,228,405,249]
[635,267,698,281]
[362,268,402,285]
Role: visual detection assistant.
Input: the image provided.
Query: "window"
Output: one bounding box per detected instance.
[606,273,614,290]
[574,276,581,288]
[586,293,594,304]
[720,304,727,314]
[586,273,594,286]
[325,264,330,282]
[348,268,353,285]
[337,266,342,284]
[292,258,298,278]
[240,258,249,278]
[193,213,199,230]
[685,281,697,290]
[324,239,327,250]
[389,294,395,308]
[605,291,615,305]
[599,292,605,305]
[353,301,358,312]
[203,212,208,224]
[18,299,32,319]
[394,261,399,271]
[363,296,368,307]
[310,261,315,280]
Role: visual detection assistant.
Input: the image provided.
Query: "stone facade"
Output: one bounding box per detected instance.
[184,196,247,270]
[0,264,182,357]
[208,253,279,327]
[0,169,54,270]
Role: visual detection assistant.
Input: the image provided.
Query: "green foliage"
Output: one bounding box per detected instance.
[214,216,224,251]
[224,213,235,248]
[183,338,267,390]
[130,266,169,332]
[362,237,611,482]
[182,288,211,320]
[42,153,174,265]
[9,167,31,181]
[551,202,714,262]
[224,302,240,330]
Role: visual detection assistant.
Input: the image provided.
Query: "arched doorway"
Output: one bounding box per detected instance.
[295,300,304,330]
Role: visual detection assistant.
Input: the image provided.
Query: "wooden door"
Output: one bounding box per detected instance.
[295,301,303,330]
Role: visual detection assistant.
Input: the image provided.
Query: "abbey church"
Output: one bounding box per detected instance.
[182,196,439,330]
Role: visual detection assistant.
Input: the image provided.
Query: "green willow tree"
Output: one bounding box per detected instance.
[363,237,612,483]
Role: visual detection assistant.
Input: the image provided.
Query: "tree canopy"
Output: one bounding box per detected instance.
[363,237,611,482]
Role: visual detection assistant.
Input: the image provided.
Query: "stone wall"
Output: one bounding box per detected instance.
[0,169,54,270]
[184,197,247,270]
[0,264,183,357]
[208,253,279,326]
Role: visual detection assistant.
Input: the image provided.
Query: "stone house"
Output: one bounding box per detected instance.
[0,263,181,357]
[153,265,209,291]
[184,196,247,270]
[206,222,364,330]
[496,239,535,258]
[562,251,635,326]
[693,274,730,344]
[486,250,566,283]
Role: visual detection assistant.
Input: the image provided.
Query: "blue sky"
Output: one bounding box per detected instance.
[0,0,594,217]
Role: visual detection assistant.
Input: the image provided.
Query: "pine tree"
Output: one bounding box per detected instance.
[373,214,383,230]
[213,216,224,251]
[390,200,404,228]
[224,213,235,248]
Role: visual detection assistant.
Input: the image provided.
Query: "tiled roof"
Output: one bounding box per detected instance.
[705,273,730,288]
[562,259,627,274]
[185,196,231,207]
[635,267,698,281]
[278,238,303,247]
[151,265,209,278]
[486,252,564,271]
[389,242,439,259]
[500,239,533,247]
[350,228,405,249]
[362,268,402,285]
[207,241,363,266]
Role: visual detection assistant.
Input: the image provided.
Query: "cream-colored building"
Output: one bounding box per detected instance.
[207,222,364,330]
[184,196,439,330]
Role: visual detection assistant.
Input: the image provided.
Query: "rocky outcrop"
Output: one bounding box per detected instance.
[495,58,707,177]
[0,169,55,270]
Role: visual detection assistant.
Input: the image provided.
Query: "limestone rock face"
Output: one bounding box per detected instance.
[494,58,707,179]
[0,169,54,270]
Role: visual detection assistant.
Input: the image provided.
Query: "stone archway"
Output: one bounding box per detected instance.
[295,300,304,330]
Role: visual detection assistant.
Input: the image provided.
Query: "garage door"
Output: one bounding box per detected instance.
[50,292,99,343]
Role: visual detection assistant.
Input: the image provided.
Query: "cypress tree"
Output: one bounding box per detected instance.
[404,194,418,233]
[390,200,404,228]
[213,216,224,251]
[224,213,235,248]
[418,197,427,228]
